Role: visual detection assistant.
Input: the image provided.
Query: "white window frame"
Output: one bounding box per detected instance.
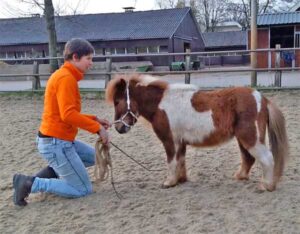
[295,32,300,48]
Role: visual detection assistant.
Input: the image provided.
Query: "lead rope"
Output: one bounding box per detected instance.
[94,139,164,199]
[110,141,163,172]
[94,139,123,199]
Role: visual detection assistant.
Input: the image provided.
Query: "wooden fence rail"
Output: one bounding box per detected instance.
[1,47,300,90]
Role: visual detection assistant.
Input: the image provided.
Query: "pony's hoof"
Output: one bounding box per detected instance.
[234,171,249,180]
[257,183,267,191]
[178,177,188,184]
[258,182,276,192]
[161,181,177,189]
[265,183,276,192]
[161,184,177,189]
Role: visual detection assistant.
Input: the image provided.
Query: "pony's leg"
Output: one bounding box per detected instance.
[161,140,177,188]
[248,143,275,191]
[152,115,185,188]
[235,117,275,191]
[162,142,187,188]
[163,157,177,188]
[177,143,187,183]
[234,141,255,180]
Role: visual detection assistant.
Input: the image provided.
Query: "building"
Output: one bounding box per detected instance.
[202,30,248,66]
[213,21,243,32]
[0,7,204,66]
[289,2,300,12]
[249,11,300,68]
[203,31,247,51]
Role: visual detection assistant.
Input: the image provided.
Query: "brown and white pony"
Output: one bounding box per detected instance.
[106,74,289,191]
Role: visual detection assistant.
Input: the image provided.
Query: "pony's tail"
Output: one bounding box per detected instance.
[267,101,289,183]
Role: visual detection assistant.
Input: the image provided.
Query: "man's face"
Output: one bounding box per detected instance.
[74,53,93,73]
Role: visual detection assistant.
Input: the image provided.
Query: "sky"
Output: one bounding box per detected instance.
[0,0,158,18]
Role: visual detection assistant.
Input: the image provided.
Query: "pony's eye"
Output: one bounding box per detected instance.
[114,100,119,106]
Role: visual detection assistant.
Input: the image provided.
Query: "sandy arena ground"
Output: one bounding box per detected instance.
[0,90,299,234]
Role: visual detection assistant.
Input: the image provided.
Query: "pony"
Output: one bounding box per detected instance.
[106,74,289,191]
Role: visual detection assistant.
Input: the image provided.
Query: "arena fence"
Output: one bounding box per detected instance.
[0,47,300,91]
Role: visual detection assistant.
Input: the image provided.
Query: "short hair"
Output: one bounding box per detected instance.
[63,38,95,61]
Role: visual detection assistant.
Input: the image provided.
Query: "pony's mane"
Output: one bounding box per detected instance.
[105,74,168,104]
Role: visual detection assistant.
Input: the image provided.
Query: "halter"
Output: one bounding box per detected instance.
[113,81,139,128]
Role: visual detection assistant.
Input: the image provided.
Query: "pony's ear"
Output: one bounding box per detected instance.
[105,76,127,104]
[116,78,127,92]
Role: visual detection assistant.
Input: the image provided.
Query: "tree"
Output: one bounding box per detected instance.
[0,0,87,18]
[44,0,58,72]
[155,0,179,9]
[226,0,299,29]
[156,0,230,32]
[1,0,87,72]
[156,0,299,31]
[197,0,229,32]
[24,0,59,72]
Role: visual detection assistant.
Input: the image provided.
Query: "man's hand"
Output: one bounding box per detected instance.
[95,117,111,130]
[98,127,110,145]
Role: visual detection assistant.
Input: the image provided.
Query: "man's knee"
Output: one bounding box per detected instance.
[76,184,93,197]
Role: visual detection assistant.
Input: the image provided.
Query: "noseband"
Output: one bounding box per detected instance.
[113,81,139,128]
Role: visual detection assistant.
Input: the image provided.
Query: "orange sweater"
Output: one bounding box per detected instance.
[39,62,101,141]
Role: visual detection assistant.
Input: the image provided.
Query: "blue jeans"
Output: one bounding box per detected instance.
[31,137,95,198]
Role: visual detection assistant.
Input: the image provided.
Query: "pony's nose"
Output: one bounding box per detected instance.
[115,124,131,134]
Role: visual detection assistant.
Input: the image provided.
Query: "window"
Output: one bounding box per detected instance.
[0,52,6,58]
[57,45,64,55]
[127,47,136,54]
[95,48,104,55]
[295,32,300,48]
[148,46,159,53]
[159,45,168,53]
[116,48,126,54]
[16,51,26,58]
[5,52,16,58]
[137,46,147,54]
[270,26,294,48]
[104,48,113,55]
